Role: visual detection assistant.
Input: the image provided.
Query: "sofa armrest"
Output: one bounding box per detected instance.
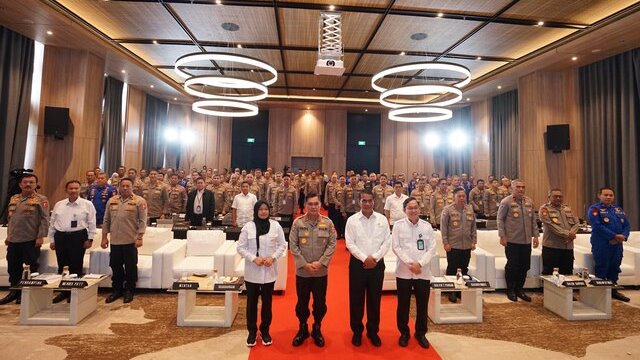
[160,241,187,288]
[573,245,594,272]
[275,251,288,291]
[622,246,640,285]
[214,241,236,275]
[470,248,487,281]
[477,246,497,288]
[38,244,57,274]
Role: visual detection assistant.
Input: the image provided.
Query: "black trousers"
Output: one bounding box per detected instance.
[7,241,40,287]
[298,190,306,213]
[54,229,88,276]
[109,244,138,291]
[542,246,574,275]
[245,281,275,334]
[445,248,471,276]
[396,278,430,337]
[295,275,328,324]
[349,256,385,335]
[505,242,531,291]
[327,204,341,235]
[277,213,293,231]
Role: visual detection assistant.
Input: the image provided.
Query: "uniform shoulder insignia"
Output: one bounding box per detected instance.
[591,207,598,217]
[541,207,549,216]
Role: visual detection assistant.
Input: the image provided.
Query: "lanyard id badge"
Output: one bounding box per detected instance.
[417,233,424,250]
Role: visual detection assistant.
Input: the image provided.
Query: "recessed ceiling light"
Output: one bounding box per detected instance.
[103,73,108,77]
[537,21,544,26]
[173,97,177,101]
[329,5,335,11]
[121,69,126,73]
[152,40,158,44]
[365,109,368,112]
[476,56,482,60]
[466,98,470,101]
[236,44,242,48]
[365,90,369,92]
[306,106,310,110]
[221,22,239,32]
[312,88,316,91]
[215,0,222,4]
[571,56,578,61]
[46,30,53,35]
[410,32,427,41]
[399,51,406,56]
[150,85,154,88]
[250,69,254,73]
[437,12,444,17]
[497,85,502,89]
[592,49,601,53]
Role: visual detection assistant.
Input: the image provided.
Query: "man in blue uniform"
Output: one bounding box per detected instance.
[587,187,631,302]
[87,172,117,227]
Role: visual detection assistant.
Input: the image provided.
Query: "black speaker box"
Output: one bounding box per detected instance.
[546,124,570,152]
[44,106,70,139]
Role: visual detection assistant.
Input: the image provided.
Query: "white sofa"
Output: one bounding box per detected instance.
[432,230,488,282]
[476,230,542,289]
[161,230,232,288]
[572,233,640,286]
[627,231,640,249]
[93,227,175,288]
[227,241,288,291]
[382,234,440,291]
[40,229,104,276]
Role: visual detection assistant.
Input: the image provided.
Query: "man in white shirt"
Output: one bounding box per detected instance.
[392,197,436,349]
[345,190,391,347]
[232,181,258,228]
[48,180,97,303]
[384,181,409,227]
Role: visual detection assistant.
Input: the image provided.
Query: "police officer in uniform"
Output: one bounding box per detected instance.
[275,174,298,230]
[101,178,147,303]
[497,177,511,203]
[469,179,486,219]
[324,174,339,227]
[440,187,477,303]
[587,187,631,302]
[167,174,187,214]
[342,179,360,220]
[80,170,96,198]
[538,189,579,276]
[0,174,49,305]
[208,174,227,216]
[295,171,307,213]
[430,178,454,229]
[372,174,393,215]
[497,179,539,302]
[267,172,283,214]
[289,193,337,347]
[334,176,348,238]
[87,172,117,227]
[483,178,501,219]
[143,170,169,223]
[411,178,432,220]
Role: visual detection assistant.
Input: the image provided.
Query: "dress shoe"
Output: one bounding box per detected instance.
[261,331,272,346]
[246,332,257,347]
[52,292,70,304]
[448,292,458,303]
[507,290,518,302]
[292,323,309,347]
[398,334,410,347]
[516,290,531,302]
[123,290,134,303]
[414,333,430,349]
[105,291,123,303]
[0,291,19,305]
[367,333,382,347]
[311,323,325,347]
[351,333,362,347]
[612,289,631,302]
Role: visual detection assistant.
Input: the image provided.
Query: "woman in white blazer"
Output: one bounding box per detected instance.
[237,200,287,347]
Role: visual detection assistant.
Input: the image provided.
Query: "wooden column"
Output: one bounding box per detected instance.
[471,99,491,182]
[123,86,145,170]
[33,46,105,204]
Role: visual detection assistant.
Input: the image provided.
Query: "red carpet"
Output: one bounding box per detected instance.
[249,213,442,359]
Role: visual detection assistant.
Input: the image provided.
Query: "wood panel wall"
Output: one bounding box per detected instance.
[323,110,347,173]
[123,86,145,170]
[33,46,105,204]
[518,69,584,213]
[267,108,293,171]
[471,99,491,182]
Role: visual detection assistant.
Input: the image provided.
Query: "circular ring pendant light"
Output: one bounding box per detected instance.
[371,61,471,92]
[388,106,453,122]
[184,75,268,102]
[175,52,278,86]
[380,84,462,109]
[192,99,259,117]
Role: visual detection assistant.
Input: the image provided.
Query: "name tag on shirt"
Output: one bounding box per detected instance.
[417,239,424,250]
[71,220,78,228]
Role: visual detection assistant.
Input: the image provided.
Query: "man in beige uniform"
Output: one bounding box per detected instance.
[538,189,580,276]
[441,187,477,303]
[483,179,501,219]
[305,171,323,202]
[497,179,539,302]
[267,172,283,214]
[430,178,454,229]
[80,170,96,198]
[372,174,393,215]
[275,174,298,229]
[101,178,147,304]
[246,174,261,199]
[167,174,187,214]
[254,169,268,201]
[0,174,49,305]
[127,168,146,197]
[208,174,228,216]
[410,179,432,219]
[497,177,511,203]
[468,179,486,219]
[225,174,241,214]
[290,193,337,348]
[342,179,360,219]
[143,170,168,223]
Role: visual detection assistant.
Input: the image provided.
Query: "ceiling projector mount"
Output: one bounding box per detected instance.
[314,12,345,76]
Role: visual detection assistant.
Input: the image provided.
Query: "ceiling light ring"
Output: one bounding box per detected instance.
[174,52,278,86]
[380,84,462,108]
[388,106,453,122]
[371,61,471,92]
[192,99,259,117]
[184,75,268,102]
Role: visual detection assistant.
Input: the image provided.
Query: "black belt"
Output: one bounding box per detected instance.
[55,229,88,235]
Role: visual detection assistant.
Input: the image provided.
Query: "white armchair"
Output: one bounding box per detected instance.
[93,227,175,288]
[161,230,231,288]
[476,230,541,289]
[573,234,640,286]
[227,241,289,291]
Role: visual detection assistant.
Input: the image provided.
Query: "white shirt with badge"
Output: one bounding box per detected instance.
[345,211,391,262]
[232,192,258,227]
[237,220,287,284]
[384,193,409,223]
[392,217,436,281]
[48,197,97,242]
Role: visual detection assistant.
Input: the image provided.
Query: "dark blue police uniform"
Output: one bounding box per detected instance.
[587,202,630,283]
[87,184,117,226]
